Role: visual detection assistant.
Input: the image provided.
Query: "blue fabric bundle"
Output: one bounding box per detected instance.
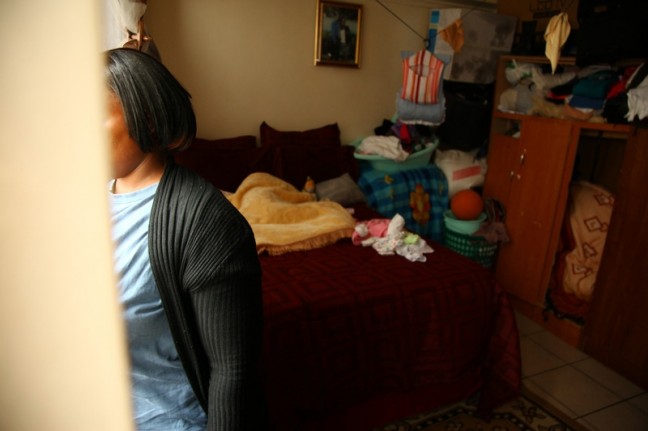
[358,164,448,242]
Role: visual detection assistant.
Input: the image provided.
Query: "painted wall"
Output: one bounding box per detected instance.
[146,0,496,144]
[0,2,134,430]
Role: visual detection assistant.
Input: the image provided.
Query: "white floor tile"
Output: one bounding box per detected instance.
[628,392,648,414]
[514,311,544,336]
[577,417,598,430]
[579,401,648,431]
[526,365,622,417]
[528,330,589,364]
[517,310,648,431]
[520,337,566,377]
[523,380,579,418]
[572,358,644,399]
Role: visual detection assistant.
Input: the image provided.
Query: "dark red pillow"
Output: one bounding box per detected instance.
[272,144,358,190]
[190,135,257,150]
[259,122,341,148]
[174,145,273,193]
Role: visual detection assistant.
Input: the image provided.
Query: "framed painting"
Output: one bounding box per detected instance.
[314,0,362,67]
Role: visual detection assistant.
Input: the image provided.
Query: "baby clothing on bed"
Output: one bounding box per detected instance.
[352,218,390,245]
[353,214,434,262]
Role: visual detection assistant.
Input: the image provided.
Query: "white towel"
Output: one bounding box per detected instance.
[358,136,409,162]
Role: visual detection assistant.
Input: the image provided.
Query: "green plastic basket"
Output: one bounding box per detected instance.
[443,225,498,268]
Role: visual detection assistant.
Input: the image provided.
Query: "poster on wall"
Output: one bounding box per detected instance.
[429,9,516,84]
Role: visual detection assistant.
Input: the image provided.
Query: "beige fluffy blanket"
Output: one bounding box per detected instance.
[227,172,355,255]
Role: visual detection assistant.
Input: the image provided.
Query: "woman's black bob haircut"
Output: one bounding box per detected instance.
[105,48,196,153]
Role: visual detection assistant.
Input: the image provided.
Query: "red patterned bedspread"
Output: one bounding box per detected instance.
[259,206,521,430]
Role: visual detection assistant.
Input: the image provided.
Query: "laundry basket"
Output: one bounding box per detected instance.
[443,225,498,268]
[353,142,437,174]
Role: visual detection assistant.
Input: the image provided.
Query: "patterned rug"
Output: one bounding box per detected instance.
[373,388,589,431]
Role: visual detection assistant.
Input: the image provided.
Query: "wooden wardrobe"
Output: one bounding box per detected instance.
[484,55,648,389]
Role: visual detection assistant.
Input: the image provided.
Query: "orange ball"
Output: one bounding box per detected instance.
[451,189,484,220]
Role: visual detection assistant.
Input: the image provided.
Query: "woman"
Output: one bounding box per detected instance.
[106,48,265,430]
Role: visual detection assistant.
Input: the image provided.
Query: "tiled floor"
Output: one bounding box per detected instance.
[516,311,648,430]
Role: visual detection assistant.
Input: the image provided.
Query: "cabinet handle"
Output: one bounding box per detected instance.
[509,170,515,181]
[519,149,527,165]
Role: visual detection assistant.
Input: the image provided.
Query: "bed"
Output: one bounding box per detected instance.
[174,122,521,430]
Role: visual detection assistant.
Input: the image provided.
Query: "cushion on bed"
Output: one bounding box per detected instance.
[272,144,359,190]
[260,121,342,148]
[175,129,359,193]
[315,173,366,206]
[174,140,273,193]
[191,135,257,150]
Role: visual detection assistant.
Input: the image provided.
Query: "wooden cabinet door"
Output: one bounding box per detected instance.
[582,126,648,389]
[483,134,519,207]
[488,118,573,305]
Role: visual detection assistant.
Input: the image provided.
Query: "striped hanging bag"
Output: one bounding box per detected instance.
[401,50,444,105]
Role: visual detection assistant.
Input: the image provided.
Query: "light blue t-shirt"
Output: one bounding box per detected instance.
[110,181,207,431]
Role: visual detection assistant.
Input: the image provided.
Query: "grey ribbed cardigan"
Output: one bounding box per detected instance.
[148,161,265,430]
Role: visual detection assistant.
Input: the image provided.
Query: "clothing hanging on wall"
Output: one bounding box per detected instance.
[401,50,444,105]
[397,50,448,126]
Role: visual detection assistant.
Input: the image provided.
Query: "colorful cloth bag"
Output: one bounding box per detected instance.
[401,50,444,105]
